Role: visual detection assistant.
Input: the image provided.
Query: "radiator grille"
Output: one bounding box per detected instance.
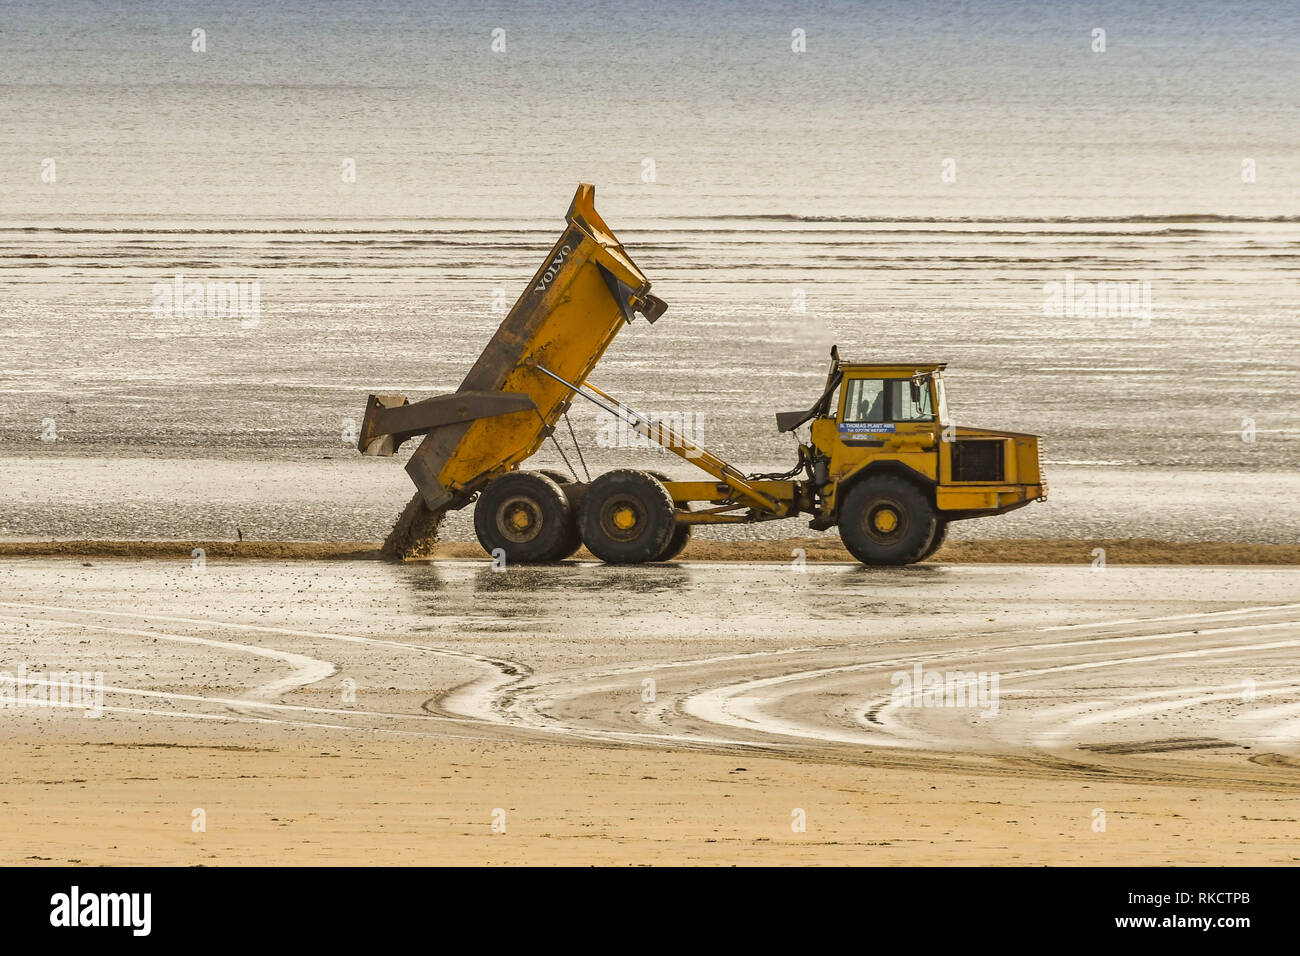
[952,440,1004,482]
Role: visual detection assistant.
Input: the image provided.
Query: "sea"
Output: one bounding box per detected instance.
[1,0,1296,542]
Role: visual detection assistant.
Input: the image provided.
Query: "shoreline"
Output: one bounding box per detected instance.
[3,537,1298,565]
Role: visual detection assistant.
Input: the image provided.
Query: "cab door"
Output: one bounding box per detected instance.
[829,375,940,483]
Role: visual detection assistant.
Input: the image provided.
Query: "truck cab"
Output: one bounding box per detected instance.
[785,348,1047,563]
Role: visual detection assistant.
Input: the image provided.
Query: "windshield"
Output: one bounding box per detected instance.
[841,376,937,423]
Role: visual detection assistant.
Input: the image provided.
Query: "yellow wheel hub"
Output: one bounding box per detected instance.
[612,506,638,530]
[509,508,532,530]
[873,508,899,533]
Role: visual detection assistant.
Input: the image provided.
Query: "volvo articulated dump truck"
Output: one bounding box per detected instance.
[359,184,1047,565]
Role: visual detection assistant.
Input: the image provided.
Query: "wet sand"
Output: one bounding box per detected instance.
[4,455,1299,546]
[3,536,1300,565]
[2,559,1297,865]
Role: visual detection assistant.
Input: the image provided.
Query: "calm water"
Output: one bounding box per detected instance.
[2,0,1297,221]
[1,0,1297,482]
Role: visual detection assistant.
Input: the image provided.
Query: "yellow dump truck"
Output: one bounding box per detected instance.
[359,184,1046,565]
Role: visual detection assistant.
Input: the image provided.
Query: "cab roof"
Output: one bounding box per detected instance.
[838,362,947,375]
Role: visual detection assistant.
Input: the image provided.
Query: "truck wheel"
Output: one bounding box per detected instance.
[537,470,583,559]
[580,470,676,564]
[838,475,937,566]
[550,517,583,560]
[920,521,949,561]
[647,471,691,562]
[655,521,692,561]
[474,471,575,563]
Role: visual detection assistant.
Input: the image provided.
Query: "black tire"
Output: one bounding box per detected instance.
[536,470,583,559]
[647,470,691,562]
[579,469,677,564]
[474,471,574,563]
[656,521,692,562]
[837,474,937,566]
[919,520,949,561]
[551,519,583,560]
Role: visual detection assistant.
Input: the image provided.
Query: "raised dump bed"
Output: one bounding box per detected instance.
[359,183,665,515]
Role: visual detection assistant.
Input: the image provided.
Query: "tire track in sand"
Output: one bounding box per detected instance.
[0,600,529,734]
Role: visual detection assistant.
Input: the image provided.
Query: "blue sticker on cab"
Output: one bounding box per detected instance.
[839,422,896,434]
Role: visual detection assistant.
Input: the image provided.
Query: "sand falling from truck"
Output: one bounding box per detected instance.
[382,493,447,560]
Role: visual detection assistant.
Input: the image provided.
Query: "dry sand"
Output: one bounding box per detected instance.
[5,725,1296,866]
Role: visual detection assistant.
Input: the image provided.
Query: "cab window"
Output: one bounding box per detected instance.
[890,378,934,422]
[842,377,935,422]
[843,379,886,422]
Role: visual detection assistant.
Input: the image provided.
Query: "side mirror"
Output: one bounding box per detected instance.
[909,378,922,405]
